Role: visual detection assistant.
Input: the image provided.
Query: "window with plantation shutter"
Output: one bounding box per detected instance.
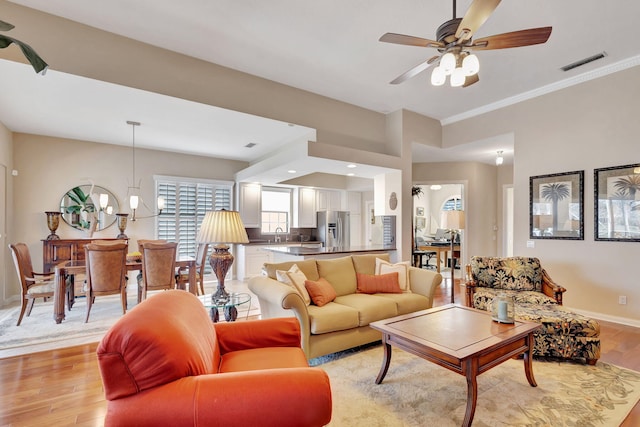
[155,176,233,273]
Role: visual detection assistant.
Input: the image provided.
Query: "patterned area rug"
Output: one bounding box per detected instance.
[319,345,640,426]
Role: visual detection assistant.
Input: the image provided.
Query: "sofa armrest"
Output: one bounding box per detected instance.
[215,318,302,354]
[104,369,332,427]
[541,268,566,305]
[248,276,312,358]
[463,264,479,307]
[408,267,442,307]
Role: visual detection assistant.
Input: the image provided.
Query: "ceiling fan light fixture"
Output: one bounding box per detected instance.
[462,54,479,76]
[431,66,446,86]
[440,52,456,75]
[450,67,465,87]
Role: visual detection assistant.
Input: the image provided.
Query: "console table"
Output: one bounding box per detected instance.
[42,238,127,273]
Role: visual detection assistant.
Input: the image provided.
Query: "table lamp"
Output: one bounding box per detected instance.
[196,209,249,303]
[441,210,465,304]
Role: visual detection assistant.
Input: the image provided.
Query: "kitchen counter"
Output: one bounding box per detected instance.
[242,240,323,246]
[264,245,396,262]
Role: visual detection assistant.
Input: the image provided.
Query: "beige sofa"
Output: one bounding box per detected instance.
[248,253,442,359]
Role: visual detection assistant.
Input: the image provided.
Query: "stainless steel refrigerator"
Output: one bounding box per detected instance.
[317,211,350,248]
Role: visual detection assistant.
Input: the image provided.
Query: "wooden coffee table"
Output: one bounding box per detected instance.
[370,304,541,427]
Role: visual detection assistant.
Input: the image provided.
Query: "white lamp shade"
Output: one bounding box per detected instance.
[441,210,465,230]
[496,155,504,165]
[430,66,446,86]
[157,196,166,210]
[129,195,139,210]
[462,54,479,76]
[450,67,465,87]
[440,53,456,75]
[99,193,109,209]
[197,210,249,244]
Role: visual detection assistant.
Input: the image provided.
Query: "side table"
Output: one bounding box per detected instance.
[199,293,251,323]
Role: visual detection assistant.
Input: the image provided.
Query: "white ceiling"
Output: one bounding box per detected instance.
[3,0,640,173]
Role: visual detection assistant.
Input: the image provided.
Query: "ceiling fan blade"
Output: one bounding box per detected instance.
[470,27,552,50]
[379,32,444,49]
[390,56,440,84]
[463,73,479,87]
[455,0,502,41]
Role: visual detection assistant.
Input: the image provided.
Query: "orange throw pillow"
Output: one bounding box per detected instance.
[356,272,402,294]
[304,277,337,307]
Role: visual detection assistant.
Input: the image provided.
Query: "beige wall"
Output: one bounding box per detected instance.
[1,121,14,304]
[10,134,246,285]
[444,66,640,325]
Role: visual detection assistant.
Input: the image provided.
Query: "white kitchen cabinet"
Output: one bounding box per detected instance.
[238,183,261,228]
[316,189,342,211]
[294,187,317,227]
[236,245,272,280]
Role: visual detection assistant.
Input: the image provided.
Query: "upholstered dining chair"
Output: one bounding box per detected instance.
[9,242,68,326]
[139,241,178,302]
[176,242,209,295]
[84,242,128,323]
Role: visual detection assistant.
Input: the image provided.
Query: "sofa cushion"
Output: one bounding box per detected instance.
[351,253,390,275]
[356,272,402,294]
[334,294,398,327]
[305,278,337,307]
[473,287,558,311]
[316,256,357,296]
[276,264,311,305]
[471,256,542,292]
[307,303,360,334]
[376,293,431,315]
[263,259,320,281]
[375,258,411,292]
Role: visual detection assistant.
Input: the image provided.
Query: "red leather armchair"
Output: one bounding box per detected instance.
[97,290,332,426]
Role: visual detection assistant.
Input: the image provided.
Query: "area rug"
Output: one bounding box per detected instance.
[319,346,640,426]
[0,285,259,357]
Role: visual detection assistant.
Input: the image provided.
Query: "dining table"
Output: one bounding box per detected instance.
[53,258,196,324]
[417,243,461,273]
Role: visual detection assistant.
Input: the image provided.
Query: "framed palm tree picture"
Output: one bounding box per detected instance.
[594,163,640,242]
[530,170,584,240]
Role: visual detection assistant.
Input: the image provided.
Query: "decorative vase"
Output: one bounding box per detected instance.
[116,213,129,239]
[45,211,61,240]
[491,293,515,324]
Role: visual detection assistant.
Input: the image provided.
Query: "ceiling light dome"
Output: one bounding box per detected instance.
[440,52,456,75]
[431,66,446,86]
[450,67,465,87]
[462,54,479,76]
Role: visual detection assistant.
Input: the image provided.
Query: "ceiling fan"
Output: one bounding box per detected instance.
[379,0,552,87]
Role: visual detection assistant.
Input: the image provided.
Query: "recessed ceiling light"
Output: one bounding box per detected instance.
[347,164,357,168]
[288,170,296,174]
[430,185,442,190]
[347,173,355,177]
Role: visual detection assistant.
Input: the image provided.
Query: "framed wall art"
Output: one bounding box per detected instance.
[530,170,584,240]
[594,163,640,242]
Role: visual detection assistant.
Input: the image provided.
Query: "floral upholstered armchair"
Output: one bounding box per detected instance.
[464,256,566,309]
[465,256,600,365]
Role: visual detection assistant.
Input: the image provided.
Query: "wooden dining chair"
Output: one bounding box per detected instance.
[176,243,209,295]
[139,241,178,302]
[9,242,67,326]
[84,242,128,323]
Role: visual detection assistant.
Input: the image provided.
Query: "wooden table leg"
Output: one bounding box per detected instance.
[375,337,392,384]
[524,333,538,387]
[463,358,479,427]
[53,268,65,324]
[188,261,197,295]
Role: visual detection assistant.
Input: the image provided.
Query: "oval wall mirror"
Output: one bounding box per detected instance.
[59,185,120,232]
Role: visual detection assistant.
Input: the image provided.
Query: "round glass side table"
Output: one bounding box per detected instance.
[199,292,251,323]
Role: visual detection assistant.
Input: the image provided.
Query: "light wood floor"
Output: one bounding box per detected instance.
[1,279,639,426]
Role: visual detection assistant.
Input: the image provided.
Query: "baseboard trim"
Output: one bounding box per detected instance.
[566,306,640,328]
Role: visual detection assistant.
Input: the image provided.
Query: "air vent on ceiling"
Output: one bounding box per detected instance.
[560,52,607,72]
[244,142,257,148]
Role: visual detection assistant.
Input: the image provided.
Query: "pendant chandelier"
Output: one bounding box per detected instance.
[126,120,165,221]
